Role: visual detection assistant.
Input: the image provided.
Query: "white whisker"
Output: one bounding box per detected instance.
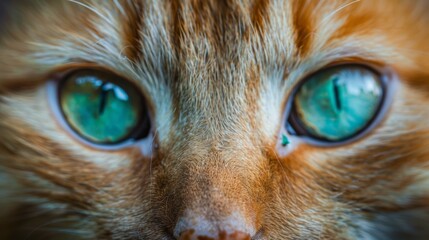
[320,0,362,27]
[67,0,115,28]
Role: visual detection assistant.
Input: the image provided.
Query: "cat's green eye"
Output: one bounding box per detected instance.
[289,65,384,142]
[59,70,150,145]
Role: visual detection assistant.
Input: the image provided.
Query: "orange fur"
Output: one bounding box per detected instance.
[1,0,429,239]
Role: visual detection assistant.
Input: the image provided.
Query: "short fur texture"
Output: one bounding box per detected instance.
[1,0,429,239]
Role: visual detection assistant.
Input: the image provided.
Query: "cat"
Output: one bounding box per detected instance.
[1,0,429,239]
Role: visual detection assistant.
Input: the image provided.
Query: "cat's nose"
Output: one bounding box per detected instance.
[174,211,256,240]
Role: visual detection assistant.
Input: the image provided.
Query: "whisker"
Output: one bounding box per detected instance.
[67,0,115,28]
[319,0,362,27]
[24,217,89,240]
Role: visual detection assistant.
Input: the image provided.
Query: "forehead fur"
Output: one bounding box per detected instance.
[2,0,429,80]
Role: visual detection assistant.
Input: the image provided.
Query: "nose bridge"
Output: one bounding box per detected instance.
[173,171,258,239]
[180,147,249,208]
[185,159,247,210]
[167,140,264,239]
[166,68,265,237]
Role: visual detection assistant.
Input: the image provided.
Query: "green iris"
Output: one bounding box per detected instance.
[293,66,383,141]
[60,70,144,144]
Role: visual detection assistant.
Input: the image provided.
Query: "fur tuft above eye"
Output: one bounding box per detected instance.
[53,69,151,146]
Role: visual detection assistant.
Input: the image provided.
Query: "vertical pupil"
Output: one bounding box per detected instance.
[333,78,341,111]
[98,83,109,115]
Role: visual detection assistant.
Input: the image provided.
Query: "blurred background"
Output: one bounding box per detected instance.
[0,0,9,28]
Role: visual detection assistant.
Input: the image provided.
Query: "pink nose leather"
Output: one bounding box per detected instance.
[174,212,256,240]
[178,229,251,240]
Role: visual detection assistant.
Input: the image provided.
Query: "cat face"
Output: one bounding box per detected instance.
[1,0,429,239]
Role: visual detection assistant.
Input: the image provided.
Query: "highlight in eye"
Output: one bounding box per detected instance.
[288,65,385,143]
[58,70,150,145]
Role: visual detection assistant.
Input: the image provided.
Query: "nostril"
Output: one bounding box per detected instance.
[174,212,256,240]
[178,229,251,240]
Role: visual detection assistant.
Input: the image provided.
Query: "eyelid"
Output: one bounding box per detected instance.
[49,65,156,114]
[49,65,138,86]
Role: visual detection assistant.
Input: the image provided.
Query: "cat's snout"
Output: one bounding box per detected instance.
[178,230,251,240]
[174,211,256,240]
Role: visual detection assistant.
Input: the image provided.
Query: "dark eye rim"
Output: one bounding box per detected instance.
[48,68,153,149]
[285,63,396,147]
